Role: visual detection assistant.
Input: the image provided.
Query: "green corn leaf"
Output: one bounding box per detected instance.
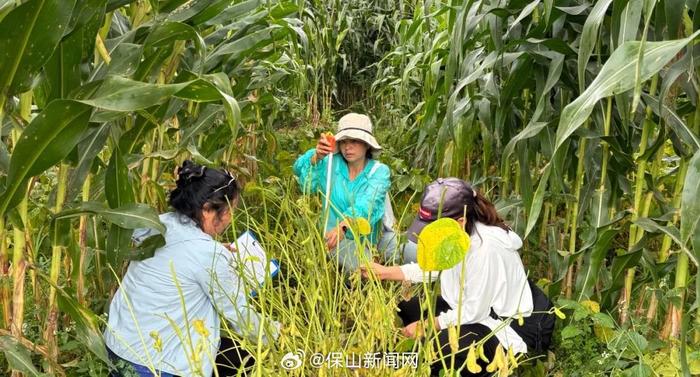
[65,123,110,203]
[0,100,92,215]
[53,201,165,233]
[0,0,77,104]
[576,228,618,301]
[505,0,540,38]
[502,53,564,167]
[681,150,700,260]
[208,25,281,59]
[577,0,612,91]
[555,31,700,156]
[635,217,696,266]
[105,146,134,209]
[80,75,240,136]
[642,93,700,153]
[0,140,9,174]
[144,20,206,64]
[524,163,551,238]
[614,0,643,47]
[35,273,112,367]
[0,336,44,376]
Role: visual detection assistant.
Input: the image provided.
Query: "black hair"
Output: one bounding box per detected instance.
[462,184,509,235]
[169,160,240,229]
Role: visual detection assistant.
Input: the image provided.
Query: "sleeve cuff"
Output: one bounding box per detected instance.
[399,263,424,283]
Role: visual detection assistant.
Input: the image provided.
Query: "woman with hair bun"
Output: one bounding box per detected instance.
[104,160,279,377]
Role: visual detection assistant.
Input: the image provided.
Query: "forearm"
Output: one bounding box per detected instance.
[379,265,406,281]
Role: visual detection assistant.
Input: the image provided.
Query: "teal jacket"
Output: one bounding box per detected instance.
[293,149,391,244]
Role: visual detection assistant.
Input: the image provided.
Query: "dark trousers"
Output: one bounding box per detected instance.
[107,338,253,377]
[398,296,500,377]
[215,337,255,376]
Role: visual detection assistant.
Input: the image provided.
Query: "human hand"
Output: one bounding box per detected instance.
[402,318,440,338]
[402,321,424,339]
[359,262,387,280]
[315,133,335,161]
[324,221,347,250]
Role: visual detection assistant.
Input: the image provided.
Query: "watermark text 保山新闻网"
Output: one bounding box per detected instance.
[280,350,418,370]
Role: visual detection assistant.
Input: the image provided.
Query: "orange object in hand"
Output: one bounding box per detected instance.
[322,132,336,150]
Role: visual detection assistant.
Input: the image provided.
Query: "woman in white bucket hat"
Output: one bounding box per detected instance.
[293,113,404,271]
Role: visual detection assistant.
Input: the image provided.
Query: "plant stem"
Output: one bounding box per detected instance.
[43,163,69,368]
[8,92,30,362]
[621,75,659,324]
[77,174,91,305]
[594,98,613,227]
[10,197,27,338]
[563,137,587,298]
[692,95,700,342]
[0,218,8,329]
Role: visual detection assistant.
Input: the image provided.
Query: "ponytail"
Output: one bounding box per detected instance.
[463,186,509,234]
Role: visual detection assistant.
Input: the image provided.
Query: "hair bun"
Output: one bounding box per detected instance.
[178,160,206,181]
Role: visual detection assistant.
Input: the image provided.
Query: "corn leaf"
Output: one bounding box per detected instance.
[555,31,700,155]
[0,0,76,101]
[0,100,92,215]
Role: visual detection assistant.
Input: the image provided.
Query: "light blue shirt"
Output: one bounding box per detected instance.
[293,149,391,243]
[104,212,279,376]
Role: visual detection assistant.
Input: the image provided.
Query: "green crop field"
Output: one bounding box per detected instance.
[0,0,699,376]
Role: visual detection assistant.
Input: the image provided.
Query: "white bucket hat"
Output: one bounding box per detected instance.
[334,113,382,156]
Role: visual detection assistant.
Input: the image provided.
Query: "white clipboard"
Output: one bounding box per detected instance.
[230,230,279,294]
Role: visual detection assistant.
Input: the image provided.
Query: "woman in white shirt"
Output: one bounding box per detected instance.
[361,178,554,376]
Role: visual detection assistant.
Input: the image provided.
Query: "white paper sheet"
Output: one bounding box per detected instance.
[230,230,279,289]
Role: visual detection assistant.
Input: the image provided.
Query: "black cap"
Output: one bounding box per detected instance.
[407,178,473,242]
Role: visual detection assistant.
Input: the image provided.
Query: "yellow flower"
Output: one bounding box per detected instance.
[149,330,163,353]
[193,319,210,337]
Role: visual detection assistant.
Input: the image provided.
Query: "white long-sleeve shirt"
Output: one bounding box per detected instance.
[400,222,532,353]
